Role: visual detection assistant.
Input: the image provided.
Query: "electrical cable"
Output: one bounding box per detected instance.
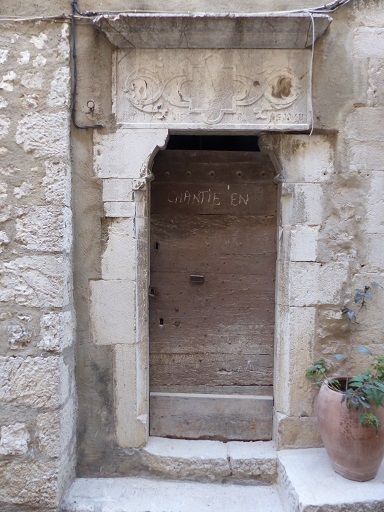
[0,0,352,21]
[0,0,353,132]
[70,0,103,129]
[307,11,316,136]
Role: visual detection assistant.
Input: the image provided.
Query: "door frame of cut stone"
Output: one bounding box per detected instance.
[92,125,335,449]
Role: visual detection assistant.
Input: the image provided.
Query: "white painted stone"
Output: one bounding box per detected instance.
[16,112,69,158]
[0,255,64,308]
[345,108,384,141]
[0,356,60,408]
[104,201,135,218]
[291,184,323,225]
[291,225,319,262]
[289,262,348,307]
[90,280,136,345]
[115,344,146,447]
[47,66,70,107]
[0,423,29,455]
[38,311,73,352]
[15,206,64,251]
[102,179,134,202]
[0,96,7,109]
[354,28,384,59]
[101,218,136,281]
[94,128,168,178]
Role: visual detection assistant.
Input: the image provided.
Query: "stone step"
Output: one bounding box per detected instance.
[61,444,384,512]
[141,436,278,484]
[278,448,384,512]
[61,477,285,512]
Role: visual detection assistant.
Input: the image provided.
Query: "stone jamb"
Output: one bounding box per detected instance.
[92,127,336,449]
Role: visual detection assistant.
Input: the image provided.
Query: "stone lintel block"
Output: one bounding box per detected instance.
[115,344,147,448]
[289,262,348,307]
[102,178,134,202]
[101,218,136,281]
[345,108,384,142]
[276,413,322,450]
[354,27,384,59]
[94,128,168,179]
[90,280,136,345]
[104,201,135,218]
[291,225,319,262]
[350,142,384,171]
[142,436,230,481]
[227,440,277,483]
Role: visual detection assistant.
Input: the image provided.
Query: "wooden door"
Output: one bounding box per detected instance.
[149,150,277,441]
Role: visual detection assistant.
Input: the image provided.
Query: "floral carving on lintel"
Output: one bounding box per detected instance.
[124,54,300,125]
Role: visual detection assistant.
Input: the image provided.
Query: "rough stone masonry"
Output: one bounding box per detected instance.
[1,0,384,510]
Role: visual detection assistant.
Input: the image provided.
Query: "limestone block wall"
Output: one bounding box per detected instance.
[0,19,76,511]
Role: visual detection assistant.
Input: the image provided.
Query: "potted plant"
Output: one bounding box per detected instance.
[306,283,384,481]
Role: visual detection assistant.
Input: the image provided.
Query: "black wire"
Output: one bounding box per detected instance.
[71,0,103,129]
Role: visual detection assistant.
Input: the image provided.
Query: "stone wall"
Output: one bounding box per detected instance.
[0,17,76,512]
[1,0,384,509]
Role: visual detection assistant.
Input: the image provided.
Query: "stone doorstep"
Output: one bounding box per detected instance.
[61,442,384,512]
[141,437,278,484]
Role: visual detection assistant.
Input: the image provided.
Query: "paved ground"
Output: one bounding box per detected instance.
[62,477,285,512]
[62,444,384,512]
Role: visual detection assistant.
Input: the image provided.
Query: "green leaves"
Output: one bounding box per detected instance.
[305,358,328,387]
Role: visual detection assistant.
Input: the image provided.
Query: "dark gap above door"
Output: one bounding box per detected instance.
[166,135,260,152]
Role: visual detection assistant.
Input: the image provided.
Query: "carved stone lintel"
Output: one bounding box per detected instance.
[116,49,311,131]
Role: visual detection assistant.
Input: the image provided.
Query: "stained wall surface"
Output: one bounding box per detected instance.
[1,0,384,510]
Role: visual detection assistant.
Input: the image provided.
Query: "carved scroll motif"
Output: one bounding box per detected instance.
[124,54,300,125]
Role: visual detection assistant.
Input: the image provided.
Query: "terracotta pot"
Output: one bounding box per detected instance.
[316,379,384,481]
